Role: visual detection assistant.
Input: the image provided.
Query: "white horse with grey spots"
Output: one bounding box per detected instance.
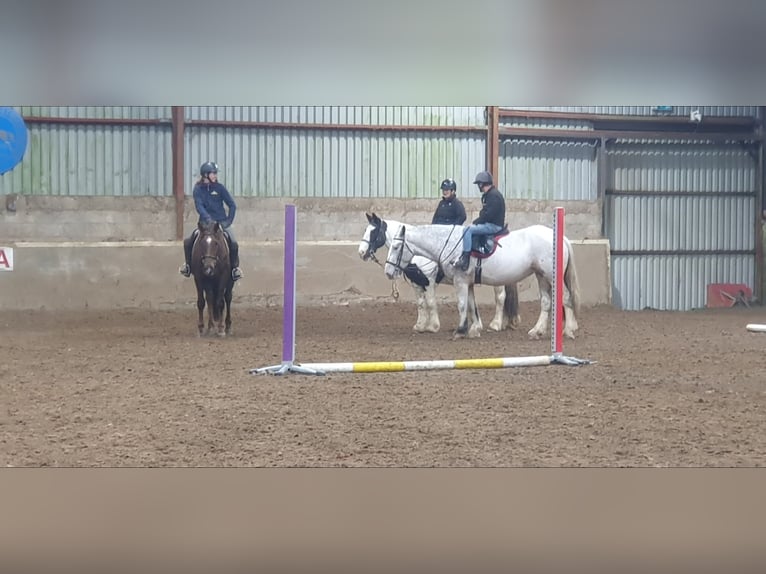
[384,222,581,340]
[358,212,520,334]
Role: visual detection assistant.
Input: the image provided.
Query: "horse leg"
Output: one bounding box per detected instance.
[224,284,233,336]
[216,295,226,337]
[505,283,522,330]
[562,284,578,339]
[528,275,551,340]
[196,282,206,336]
[411,284,429,333]
[452,281,471,339]
[205,289,216,334]
[488,285,506,331]
[466,284,482,338]
[562,249,580,339]
[423,283,440,333]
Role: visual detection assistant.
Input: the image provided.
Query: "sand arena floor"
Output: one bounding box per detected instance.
[2,299,765,467]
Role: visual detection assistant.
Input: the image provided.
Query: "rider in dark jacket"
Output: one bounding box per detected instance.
[179,161,242,281]
[455,171,506,271]
[432,178,467,225]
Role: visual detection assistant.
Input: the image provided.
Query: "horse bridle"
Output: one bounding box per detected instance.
[361,220,388,264]
[387,227,415,274]
[197,227,228,265]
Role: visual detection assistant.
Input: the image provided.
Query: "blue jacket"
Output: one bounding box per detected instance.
[193,182,237,227]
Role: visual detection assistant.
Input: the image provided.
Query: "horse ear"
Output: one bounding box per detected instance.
[371,213,381,225]
[366,212,373,223]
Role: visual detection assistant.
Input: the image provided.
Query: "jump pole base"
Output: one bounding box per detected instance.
[249,361,326,376]
[552,353,593,366]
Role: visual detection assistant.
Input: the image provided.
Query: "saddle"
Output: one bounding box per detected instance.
[470,225,509,259]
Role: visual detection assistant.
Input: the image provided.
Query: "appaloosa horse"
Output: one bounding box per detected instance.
[359,213,520,334]
[385,223,581,340]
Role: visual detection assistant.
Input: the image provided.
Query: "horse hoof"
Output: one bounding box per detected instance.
[527,331,543,340]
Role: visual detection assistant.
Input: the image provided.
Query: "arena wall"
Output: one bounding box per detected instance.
[0,197,610,311]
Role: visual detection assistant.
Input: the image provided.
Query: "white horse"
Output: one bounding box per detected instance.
[359,213,520,334]
[384,223,581,340]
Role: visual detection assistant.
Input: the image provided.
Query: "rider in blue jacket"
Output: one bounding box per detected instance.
[179,161,242,281]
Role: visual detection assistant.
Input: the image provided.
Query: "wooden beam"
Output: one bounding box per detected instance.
[486,106,500,182]
[171,106,185,241]
[186,120,487,133]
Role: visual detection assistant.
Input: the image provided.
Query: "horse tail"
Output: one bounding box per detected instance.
[503,282,520,327]
[564,239,581,317]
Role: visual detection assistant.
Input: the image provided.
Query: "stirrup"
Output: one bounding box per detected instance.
[179,263,191,277]
[455,253,470,271]
[231,267,243,281]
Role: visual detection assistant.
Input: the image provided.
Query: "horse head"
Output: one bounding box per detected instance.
[196,220,229,278]
[384,224,413,280]
[359,212,388,261]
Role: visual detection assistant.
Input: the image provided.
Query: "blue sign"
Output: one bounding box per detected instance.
[0,107,28,175]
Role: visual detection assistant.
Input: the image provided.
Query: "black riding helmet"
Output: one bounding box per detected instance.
[440,178,457,192]
[473,171,493,185]
[200,161,219,177]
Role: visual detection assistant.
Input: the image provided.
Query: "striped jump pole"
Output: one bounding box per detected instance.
[250,206,590,376]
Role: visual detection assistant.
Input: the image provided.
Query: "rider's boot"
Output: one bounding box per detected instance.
[229,239,242,281]
[179,236,193,277]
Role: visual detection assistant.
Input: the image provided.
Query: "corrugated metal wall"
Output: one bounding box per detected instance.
[0,106,172,197]
[499,140,598,200]
[605,142,758,310]
[184,107,487,198]
[506,106,758,117]
[19,107,170,120]
[2,105,761,312]
[186,106,486,126]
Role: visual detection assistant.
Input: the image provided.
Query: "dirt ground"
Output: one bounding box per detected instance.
[2,298,765,467]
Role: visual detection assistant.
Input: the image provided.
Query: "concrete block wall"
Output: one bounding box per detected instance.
[1,197,603,244]
[0,196,611,311]
[0,240,611,311]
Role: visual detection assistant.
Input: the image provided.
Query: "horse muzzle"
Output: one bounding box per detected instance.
[384,263,400,280]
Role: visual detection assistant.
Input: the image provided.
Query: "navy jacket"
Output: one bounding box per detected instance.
[193,182,237,227]
[432,197,467,225]
[473,186,505,227]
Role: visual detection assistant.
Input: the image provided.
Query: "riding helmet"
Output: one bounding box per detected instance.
[440,178,457,192]
[200,161,219,176]
[473,171,493,185]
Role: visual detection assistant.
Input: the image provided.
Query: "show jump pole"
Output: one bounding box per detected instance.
[250,206,591,376]
[249,204,324,376]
